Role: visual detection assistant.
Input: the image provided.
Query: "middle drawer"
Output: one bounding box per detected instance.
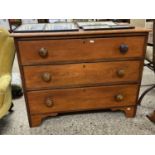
[24,61,141,90]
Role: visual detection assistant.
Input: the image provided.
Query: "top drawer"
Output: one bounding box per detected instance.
[18,36,145,65]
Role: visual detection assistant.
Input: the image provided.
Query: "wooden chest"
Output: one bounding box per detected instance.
[11,28,149,127]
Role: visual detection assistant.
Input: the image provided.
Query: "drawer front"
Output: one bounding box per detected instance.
[24,61,141,90]
[18,36,145,65]
[27,84,139,114]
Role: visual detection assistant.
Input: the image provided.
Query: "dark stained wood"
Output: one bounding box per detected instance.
[24,61,141,90]
[27,84,139,115]
[18,36,145,65]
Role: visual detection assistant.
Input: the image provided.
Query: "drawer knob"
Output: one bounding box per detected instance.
[115,94,124,102]
[39,48,48,58]
[42,72,52,82]
[45,97,54,107]
[117,69,125,77]
[120,44,128,54]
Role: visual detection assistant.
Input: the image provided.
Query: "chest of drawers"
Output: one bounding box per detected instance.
[12,28,149,127]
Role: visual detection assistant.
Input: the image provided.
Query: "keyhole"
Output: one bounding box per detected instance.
[83,40,86,44]
[83,65,86,68]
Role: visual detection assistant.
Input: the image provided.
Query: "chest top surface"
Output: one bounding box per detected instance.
[11,27,150,39]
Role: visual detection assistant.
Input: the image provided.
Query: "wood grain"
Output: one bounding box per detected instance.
[27,84,139,115]
[12,28,149,127]
[18,36,145,65]
[30,113,58,127]
[24,61,141,90]
[111,106,137,117]
[11,27,150,38]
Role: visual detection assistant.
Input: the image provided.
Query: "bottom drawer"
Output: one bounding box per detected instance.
[27,84,139,114]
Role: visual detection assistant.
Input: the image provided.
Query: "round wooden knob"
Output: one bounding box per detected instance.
[38,48,48,58]
[41,72,51,82]
[45,97,54,107]
[117,69,125,77]
[115,94,124,102]
[120,44,128,54]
